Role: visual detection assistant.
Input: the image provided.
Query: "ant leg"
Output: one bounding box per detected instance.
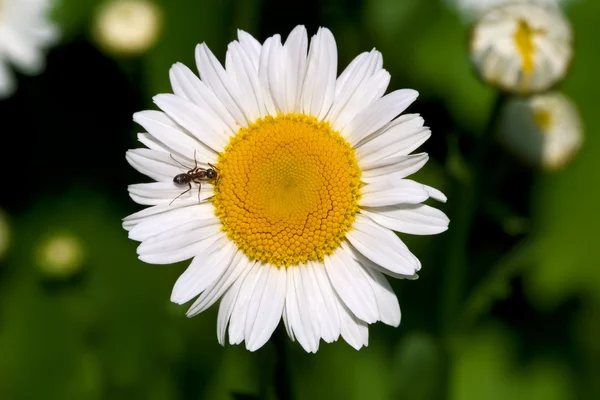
[197,182,202,202]
[193,150,198,169]
[170,154,190,170]
[170,183,191,205]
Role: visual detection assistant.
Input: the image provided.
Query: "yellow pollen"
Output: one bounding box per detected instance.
[533,109,552,130]
[213,114,362,267]
[514,19,544,76]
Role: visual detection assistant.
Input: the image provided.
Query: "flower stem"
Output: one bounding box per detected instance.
[440,93,506,332]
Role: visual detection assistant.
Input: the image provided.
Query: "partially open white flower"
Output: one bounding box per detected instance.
[93,0,162,56]
[0,0,59,98]
[499,91,583,170]
[124,26,449,353]
[470,2,572,94]
[449,0,568,20]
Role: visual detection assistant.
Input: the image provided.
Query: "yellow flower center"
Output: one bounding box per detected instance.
[213,114,362,267]
[513,19,545,76]
[533,109,552,130]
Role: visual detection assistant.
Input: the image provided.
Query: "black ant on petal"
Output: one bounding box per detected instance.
[170,150,219,205]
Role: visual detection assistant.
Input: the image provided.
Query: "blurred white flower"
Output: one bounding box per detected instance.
[470,2,572,94]
[124,25,449,352]
[448,0,569,20]
[37,233,85,278]
[0,0,59,98]
[93,0,162,56]
[499,92,583,170]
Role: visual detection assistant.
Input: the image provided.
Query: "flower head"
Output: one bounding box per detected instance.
[0,0,59,98]
[124,26,449,352]
[499,91,583,170]
[469,2,572,94]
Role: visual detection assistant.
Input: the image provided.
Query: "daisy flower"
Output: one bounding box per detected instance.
[469,2,572,94]
[499,91,582,170]
[124,26,449,352]
[0,0,59,98]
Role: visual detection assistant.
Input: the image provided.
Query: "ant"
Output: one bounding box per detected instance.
[170,150,219,205]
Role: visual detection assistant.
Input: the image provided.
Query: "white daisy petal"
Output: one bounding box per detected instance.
[305,262,341,343]
[171,239,237,305]
[361,204,450,235]
[257,35,280,117]
[133,110,217,163]
[264,35,286,113]
[287,267,319,353]
[424,185,448,203]
[245,265,287,351]
[328,50,385,130]
[217,262,254,345]
[226,42,262,122]
[128,181,214,206]
[153,94,229,152]
[346,215,421,275]
[334,49,382,98]
[341,241,418,280]
[361,153,429,182]
[333,69,391,135]
[125,202,215,239]
[301,28,337,120]
[137,219,222,264]
[229,263,266,345]
[228,40,276,119]
[356,114,429,160]
[169,63,238,134]
[362,267,401,327]
[345,89,419,146]
[195,43,249,125]
[282,306,295,341]
[137,132,174,154]
[282,25,308,113]
[237,30,262,69]
[359,179,431,207]
[126,148,182,182]
[339,301,369,351]
[324,250,379,323]
[187,252,252,317]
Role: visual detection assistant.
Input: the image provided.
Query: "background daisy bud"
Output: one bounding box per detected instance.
[92,0,162,57]
[469,2,573,94]
[36,233,85,278]
[449,0,568,21]
[0,0,59,98]
[498,91,583,171]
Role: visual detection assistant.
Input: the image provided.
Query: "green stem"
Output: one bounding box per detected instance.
[440,93,506,333]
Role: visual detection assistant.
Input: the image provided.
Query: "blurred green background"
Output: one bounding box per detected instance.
[1,0,599,399]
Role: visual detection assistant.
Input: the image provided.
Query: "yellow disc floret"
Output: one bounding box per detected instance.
[213,114,362,267]
[514,19,545,76]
